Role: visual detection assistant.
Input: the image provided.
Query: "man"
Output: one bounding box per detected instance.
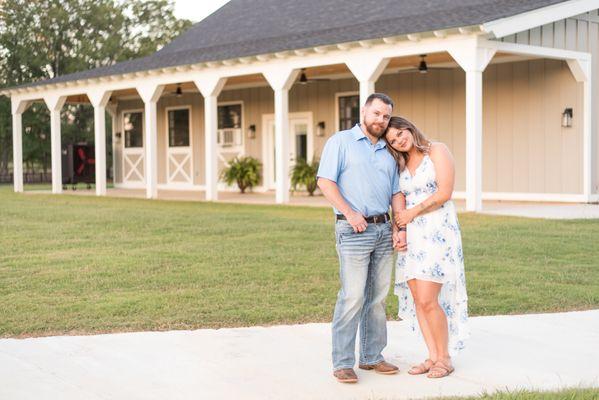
[317,93,407,384]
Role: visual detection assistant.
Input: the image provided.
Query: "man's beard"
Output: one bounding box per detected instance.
[363,118,387,138]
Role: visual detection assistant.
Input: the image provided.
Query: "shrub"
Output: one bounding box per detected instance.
[220,156,262,193]
[290,158,319,196]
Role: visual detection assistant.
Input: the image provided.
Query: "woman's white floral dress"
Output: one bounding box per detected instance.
[395,154,469,353]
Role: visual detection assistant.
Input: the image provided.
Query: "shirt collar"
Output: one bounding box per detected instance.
[351,124,387,149]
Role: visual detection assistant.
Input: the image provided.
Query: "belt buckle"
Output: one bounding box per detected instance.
[373,215,380,224]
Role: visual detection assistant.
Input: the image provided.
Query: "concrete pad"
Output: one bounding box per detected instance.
[475,202,599,220]
[1,310,597,400]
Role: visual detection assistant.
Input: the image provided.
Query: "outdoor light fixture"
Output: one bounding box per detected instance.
[247,124,256,139]
[175,84,183,98]
[418,55,428,74]
[316,121,326,137]
[562,108,573,128]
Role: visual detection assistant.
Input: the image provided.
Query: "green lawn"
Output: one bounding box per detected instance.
[439,388,599,400]
[0,185,597,337]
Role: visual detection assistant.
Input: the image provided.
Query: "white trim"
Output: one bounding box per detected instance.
[483,39,591,62]
[164,105,194,186]
[482,0,599,39]
[334,91,360,133]
[5,34,486,100]
[261,113,275,190]
[114,182,146,190]
[452,191,597,203]
[121,108,145,185]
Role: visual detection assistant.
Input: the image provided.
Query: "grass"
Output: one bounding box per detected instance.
[0,185,598,337]
[434,387,599,400]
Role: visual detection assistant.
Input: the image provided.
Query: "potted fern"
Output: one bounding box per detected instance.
[290,158,320,196]
[220,156,262,193]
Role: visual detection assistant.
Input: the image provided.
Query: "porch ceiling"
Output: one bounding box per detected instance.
[97,51,546,102]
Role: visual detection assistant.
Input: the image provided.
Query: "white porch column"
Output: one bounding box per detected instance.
[11,99,31,193]
[106,104,118,187]
[448,42,496,212]
[263,68,300,204]
[137,84,165,199]
[567,58,593,202]
[194,75,227,201]
[345,56,390,106]
[88,90,112,196]
[44,94,67,194]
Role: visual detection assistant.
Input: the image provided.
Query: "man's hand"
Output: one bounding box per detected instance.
[346,209,368,233]
[393,230,407,252]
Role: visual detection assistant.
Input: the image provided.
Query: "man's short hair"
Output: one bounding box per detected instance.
[365,93,394,109]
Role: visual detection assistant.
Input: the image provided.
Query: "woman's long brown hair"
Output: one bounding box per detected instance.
[385,116,431,172]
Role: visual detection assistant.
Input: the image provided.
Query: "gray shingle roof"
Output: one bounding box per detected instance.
[11,0,565,91]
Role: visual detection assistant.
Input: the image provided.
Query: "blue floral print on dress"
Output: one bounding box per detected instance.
[394,154,469,354]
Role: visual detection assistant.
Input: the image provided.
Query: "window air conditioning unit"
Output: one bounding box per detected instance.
[217,128,242,147]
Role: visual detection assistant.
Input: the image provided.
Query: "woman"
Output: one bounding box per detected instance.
[385,116,469,378]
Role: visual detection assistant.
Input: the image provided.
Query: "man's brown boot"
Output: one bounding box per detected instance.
[333,368,358,383]
[358,360,399,375]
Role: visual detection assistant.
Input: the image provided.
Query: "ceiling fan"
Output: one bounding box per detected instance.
[297,68,331,84]
[397,55,454,74]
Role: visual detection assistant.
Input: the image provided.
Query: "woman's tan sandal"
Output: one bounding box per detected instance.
[426,359,454,378]
[408,359,434,375]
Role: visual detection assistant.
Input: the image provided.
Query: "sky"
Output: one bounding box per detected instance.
[173,0,232,23]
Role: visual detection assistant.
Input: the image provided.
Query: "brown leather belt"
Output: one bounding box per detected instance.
[336,213,390,224]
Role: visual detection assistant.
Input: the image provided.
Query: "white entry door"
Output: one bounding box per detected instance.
[262,112,313,190]
[166,107,193,186]
[122,110,145,186]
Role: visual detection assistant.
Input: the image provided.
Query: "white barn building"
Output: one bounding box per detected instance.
[2,0,598,211]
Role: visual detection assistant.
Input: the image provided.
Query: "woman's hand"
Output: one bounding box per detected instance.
[395,208,418,226]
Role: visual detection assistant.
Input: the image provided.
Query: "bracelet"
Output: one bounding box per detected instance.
[398,226,407,232]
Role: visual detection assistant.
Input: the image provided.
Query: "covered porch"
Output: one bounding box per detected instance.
[8,30,596,212]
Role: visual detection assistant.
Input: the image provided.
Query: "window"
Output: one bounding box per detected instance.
[168,108,190,147]
[123,112,143,148]
[218,104,242,129]
[338,95,360,131]
[217,104,243,147]
[295,123,308,162]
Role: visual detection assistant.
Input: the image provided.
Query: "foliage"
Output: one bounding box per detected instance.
[220,156,262,193]
[290,158,319,196]
[0,0,192,173]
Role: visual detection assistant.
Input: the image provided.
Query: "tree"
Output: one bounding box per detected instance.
[0,0,192,175]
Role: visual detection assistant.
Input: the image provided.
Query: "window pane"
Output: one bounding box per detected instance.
[168,109,190,147]
[218,104,242,129]
[124,112,143,148]
[295,123,308,162]
[338,95,360,131]
[296,134,307,162]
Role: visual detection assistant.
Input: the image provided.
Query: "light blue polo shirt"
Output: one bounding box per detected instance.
[317,124,401,217]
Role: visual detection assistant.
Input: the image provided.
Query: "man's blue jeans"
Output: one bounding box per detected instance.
[331,219,394,370]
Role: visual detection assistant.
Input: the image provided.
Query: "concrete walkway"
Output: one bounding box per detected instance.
[1,310,597,400]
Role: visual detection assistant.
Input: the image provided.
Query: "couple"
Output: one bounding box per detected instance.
[317,93,469,384]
